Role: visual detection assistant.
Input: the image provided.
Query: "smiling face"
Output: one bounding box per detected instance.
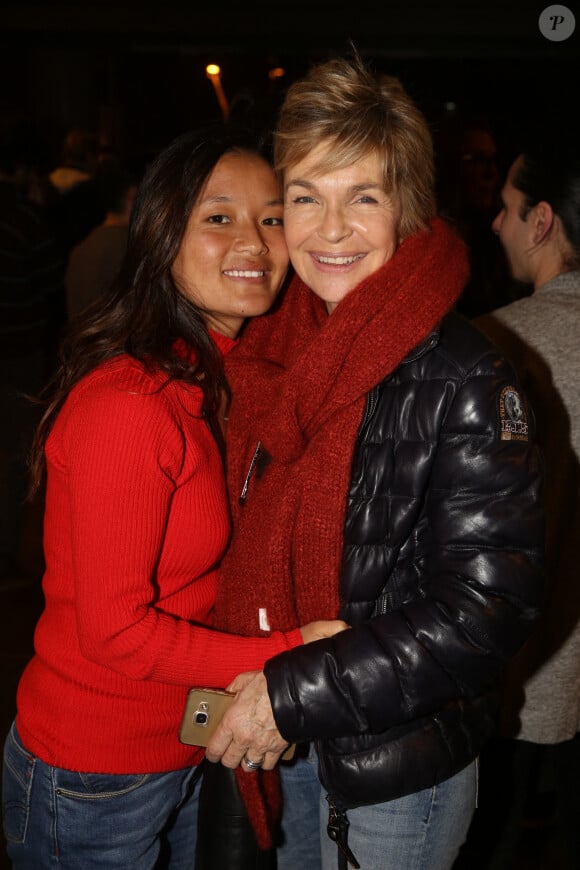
[172,151,288,337]
[283,142,401,313]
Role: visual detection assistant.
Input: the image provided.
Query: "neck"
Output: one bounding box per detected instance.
[533,255,568,292]
[532,219,575,291]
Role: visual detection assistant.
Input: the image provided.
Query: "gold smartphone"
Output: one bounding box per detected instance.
[179,688,235,745]
[179,687,295,760]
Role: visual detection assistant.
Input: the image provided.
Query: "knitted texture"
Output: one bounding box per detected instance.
[15,333,303,775]
[214,218,469,847]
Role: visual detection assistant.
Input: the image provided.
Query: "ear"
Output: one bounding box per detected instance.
[529,201,554,245]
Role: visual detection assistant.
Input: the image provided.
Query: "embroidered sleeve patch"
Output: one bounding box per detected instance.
[499,386,529,442]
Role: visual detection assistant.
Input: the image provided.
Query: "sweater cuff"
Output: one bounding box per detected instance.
[281,627,304,650]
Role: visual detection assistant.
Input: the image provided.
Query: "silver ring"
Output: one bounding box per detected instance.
[243,755,263,771]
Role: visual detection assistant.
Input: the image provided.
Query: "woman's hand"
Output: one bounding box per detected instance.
[205,623,348,770]
[205,671,286,770]
[300,618,349,644]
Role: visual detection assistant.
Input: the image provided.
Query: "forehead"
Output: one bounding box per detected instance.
[461,128,496,156]
[285,142,385,186]
[201,151,280,199]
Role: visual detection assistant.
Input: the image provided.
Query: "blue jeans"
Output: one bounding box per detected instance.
[278,745,477,870]
[2,722,201,869]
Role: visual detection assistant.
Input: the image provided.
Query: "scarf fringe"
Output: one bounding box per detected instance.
[235,767,282,850]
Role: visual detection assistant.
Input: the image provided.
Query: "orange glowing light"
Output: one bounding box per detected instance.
[204,64,229,119]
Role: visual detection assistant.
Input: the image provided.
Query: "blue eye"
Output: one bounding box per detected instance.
[292,195,316,204]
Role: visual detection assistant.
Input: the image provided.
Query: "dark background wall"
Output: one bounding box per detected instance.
[1,0,579,169]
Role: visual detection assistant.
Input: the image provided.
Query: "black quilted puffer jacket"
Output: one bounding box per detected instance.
[264,311,544,809]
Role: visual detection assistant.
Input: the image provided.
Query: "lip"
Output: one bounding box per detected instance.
[309,251,367,271]
[223,264,271,280]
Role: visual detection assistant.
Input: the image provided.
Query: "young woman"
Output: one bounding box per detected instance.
[1,125,345,870]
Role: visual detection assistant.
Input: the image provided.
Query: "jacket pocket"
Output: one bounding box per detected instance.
[2,723,36,844]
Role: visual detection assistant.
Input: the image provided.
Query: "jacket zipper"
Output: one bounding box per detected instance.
[326,796,361,869]
[324,331,441,867]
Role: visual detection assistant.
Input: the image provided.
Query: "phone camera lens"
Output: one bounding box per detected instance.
[194,705,209,726]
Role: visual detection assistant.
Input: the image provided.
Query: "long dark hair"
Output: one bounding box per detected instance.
[29,124,269,496]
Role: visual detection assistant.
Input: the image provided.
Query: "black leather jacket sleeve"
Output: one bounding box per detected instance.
[265,325,544,744]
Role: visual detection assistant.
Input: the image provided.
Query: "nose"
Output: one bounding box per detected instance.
[491,210,503,236]
[318,204,352,243]
[235,222,268,255]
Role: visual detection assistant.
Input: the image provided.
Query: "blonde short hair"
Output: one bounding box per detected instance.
[274,57,436,238]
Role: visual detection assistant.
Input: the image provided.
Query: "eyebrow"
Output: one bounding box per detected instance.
[285,179,383,194]
[202,195,284,207]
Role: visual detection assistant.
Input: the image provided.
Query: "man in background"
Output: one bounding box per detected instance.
[475,139,580,869]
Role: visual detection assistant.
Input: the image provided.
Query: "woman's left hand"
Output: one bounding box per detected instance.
[205,671,289,770]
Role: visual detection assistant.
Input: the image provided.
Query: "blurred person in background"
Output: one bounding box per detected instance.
[0,119,63,587]
[475,138,580,870]
[65,166,139,319]
[435,116,525,318]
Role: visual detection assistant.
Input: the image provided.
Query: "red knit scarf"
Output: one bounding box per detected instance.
[214,218,469,848]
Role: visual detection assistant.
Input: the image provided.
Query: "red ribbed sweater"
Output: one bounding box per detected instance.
[16,332,302,774]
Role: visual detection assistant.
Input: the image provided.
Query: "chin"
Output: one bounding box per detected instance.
[243,300,278,318]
